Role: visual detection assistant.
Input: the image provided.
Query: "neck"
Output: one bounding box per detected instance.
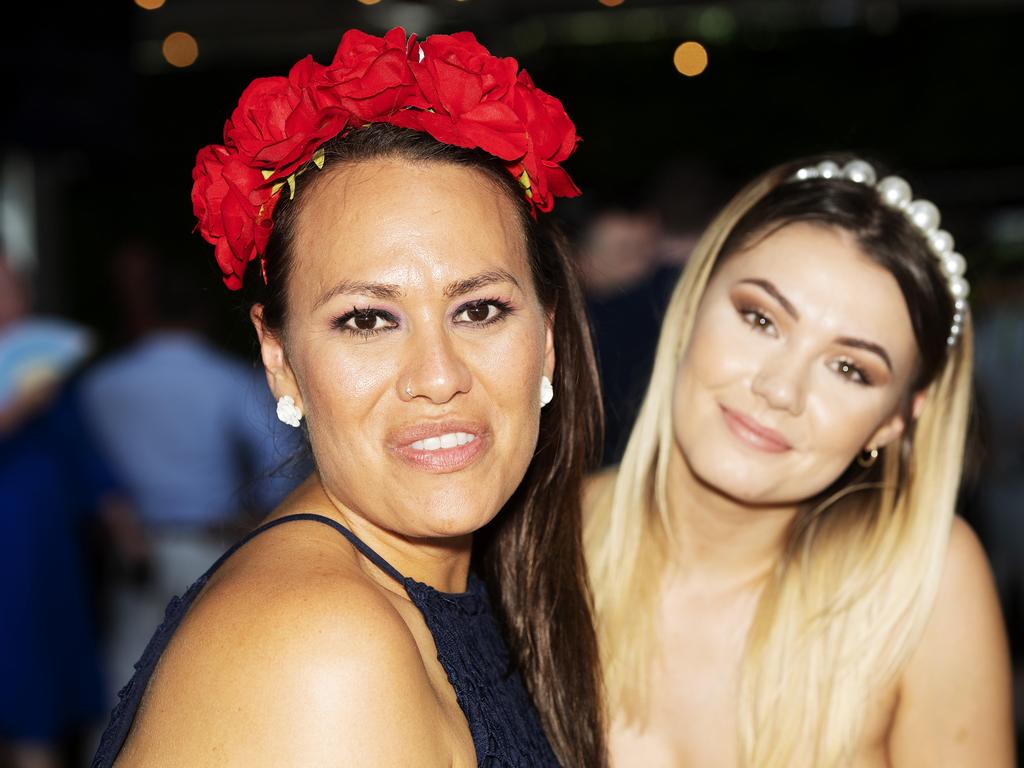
[664,447,798,587]
[300,474,473,594]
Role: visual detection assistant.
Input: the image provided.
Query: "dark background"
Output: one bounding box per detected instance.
[3,0,1021,345]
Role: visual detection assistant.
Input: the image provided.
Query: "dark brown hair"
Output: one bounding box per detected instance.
[247,123,607,767]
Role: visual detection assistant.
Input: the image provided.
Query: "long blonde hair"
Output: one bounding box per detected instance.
[585,157,974,766]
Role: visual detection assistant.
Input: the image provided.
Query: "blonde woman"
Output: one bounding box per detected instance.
[585,155,1014,767]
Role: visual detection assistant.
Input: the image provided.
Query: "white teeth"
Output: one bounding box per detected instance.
[409,432,477,451]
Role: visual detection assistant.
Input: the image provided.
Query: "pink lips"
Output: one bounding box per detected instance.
[388,419,489,474]
[719,405,792,453]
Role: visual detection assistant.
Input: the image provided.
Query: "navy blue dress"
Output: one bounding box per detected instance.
[91,513,560,767]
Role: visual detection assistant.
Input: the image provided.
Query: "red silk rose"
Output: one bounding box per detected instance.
[192,145,277,289]
[510,71,581,213]
[224,56,349,181]
[392,32,527,161]
[192,27,581,290]
[317,27,425,121]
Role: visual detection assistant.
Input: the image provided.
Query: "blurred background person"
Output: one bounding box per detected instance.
[0,256,147,768]
[579,160,725,464]
[79,241,304,703]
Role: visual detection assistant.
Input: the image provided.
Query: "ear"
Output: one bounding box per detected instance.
[543,309,556,381]
[864,389,928,452]
[250,304,301,407]
[864,410,906,453]
[910,389,927,421]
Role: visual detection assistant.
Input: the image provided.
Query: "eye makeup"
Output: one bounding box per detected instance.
[452,297,515,327]
[330,296,517,340]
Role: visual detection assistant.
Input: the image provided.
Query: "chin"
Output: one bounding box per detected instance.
[408,487,505,539]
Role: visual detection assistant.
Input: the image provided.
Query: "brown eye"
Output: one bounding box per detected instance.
[333,308,398,336]
[466,303,491,322]
[454,300,509,325]
[353,313,379,331]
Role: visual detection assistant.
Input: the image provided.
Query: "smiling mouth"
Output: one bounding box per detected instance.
[390,422,488,474]
[409,432,478,451]
[719,405,792,453]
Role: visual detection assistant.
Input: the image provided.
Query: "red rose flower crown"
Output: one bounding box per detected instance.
[191,27,582,290]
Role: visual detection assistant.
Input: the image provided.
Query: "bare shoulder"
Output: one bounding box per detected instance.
[117,519,452,767]
[888,516,1014,767]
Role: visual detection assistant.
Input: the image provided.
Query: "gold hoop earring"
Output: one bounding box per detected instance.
[857,447,879,468]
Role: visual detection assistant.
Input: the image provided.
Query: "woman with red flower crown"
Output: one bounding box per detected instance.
[91,28,606,768]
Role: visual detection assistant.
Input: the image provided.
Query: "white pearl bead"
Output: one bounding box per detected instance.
[795,166,819,180]
[955,299,966,311]
[877,176,912,208]
[953,313,963,323]
[941,252,966,277]
[949,276,970,299]
[817,160,841,179]
[950,324,962,336]
[947,335,956,346]
[928,229,954,254]
[842,160,877,185]
[907,199,940,232]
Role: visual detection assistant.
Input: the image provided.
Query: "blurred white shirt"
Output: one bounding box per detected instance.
[81,331,301,530]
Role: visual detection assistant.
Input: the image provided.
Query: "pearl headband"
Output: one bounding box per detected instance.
[790,159,968,346]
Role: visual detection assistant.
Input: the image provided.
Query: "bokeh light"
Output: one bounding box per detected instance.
[162,32,199,68]
[356,0,382,5]
[673,41,708,77]
[598,0,625,7]
[134,0,166,9]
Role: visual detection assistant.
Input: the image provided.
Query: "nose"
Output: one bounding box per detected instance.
[397,323,472,405]
[751,347,808,416]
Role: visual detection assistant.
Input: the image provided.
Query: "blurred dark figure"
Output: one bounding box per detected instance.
[0,258,147,768]
[580,160,724,464]
[972,259,1024,748]
[79,241,303,701]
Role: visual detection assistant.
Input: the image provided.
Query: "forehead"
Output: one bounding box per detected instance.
[713,222,918,354]
[289,157,529,297]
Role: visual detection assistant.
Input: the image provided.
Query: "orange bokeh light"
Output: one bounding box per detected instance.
[163,32,199,68]
[673,41,708,76]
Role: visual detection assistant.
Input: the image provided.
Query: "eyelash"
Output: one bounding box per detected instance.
[331,298,513,339]
[830,358,872,386]
[740,305,777,337]
[738,305,873,386]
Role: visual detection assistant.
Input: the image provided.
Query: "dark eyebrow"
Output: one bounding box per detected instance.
[443,268,522,298]
[835,337,893,373]
[314,279,404,310]
[739,278,800,321]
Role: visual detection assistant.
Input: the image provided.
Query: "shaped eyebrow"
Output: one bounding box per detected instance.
[835,337,893,373]
[314,279,404,310]
[739,278,800,320]
[443,268,522,298]
[739,278,893,372]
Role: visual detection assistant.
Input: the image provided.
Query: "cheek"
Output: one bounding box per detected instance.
[291,336,398,449]
[804,388,897,461]
[686,304,762,390]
